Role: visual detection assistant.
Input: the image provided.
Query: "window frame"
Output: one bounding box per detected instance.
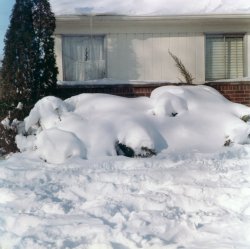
[62,34,107,81]
[205,33,245,81]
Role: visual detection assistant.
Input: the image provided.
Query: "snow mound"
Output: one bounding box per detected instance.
[117,119,167,155]
[20,86,250,163]
[150,86,188,116]
[50,0,250,16]
[36,128,87,164]
[0,188,17,204]
[25,96,70,131]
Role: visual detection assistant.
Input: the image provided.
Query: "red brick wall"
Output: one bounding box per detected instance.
[57,84,161,98]
[206,82,250,106]
[56,82,250,107]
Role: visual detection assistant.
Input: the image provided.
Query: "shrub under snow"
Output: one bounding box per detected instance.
[16,85,250,163]
[35,128,86,164]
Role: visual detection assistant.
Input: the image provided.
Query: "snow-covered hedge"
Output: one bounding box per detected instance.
[16,86,250,163]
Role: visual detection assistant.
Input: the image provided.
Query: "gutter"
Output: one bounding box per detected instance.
[56,13,250,22]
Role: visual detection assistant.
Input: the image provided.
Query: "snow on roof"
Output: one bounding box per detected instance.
[50,0,250,16]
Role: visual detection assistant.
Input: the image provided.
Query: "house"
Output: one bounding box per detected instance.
[54,14,250,106]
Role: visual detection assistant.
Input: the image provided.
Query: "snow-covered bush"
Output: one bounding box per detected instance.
[24,96,70,131]
[241,115,250,123]
[35,128,86,164]
[115,142,156,158]
[0,0,58,156]
[16,86,250,164]
[0,122,18,155]
[150,89,188,116]
[115,142,135,157]
[0,103,29,156]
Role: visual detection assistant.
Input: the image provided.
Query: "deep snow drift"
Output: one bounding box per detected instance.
[17,85,250,164]
[50,0,250,16]
[1,86,250,248]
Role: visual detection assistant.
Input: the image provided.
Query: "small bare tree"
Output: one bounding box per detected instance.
[169,51,194,84]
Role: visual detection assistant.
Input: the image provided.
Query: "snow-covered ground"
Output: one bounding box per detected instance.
[50,0,250,16]
[1,85,250,248]
[1,146,250,249]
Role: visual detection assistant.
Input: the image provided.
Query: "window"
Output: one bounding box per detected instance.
[205,34,244,80]
[62,36,106,81]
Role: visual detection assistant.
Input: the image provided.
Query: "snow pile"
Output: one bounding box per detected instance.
[50,0,250,16]
[36,128,86,164]
[16,85,250,164]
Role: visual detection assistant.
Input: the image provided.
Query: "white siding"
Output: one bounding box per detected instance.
[106,32,203,82]
[195,34,205,83]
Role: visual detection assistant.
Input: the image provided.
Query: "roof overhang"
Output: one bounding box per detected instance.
[55,13,250,35]
[56,14,250,27]
[56,13,250,21]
